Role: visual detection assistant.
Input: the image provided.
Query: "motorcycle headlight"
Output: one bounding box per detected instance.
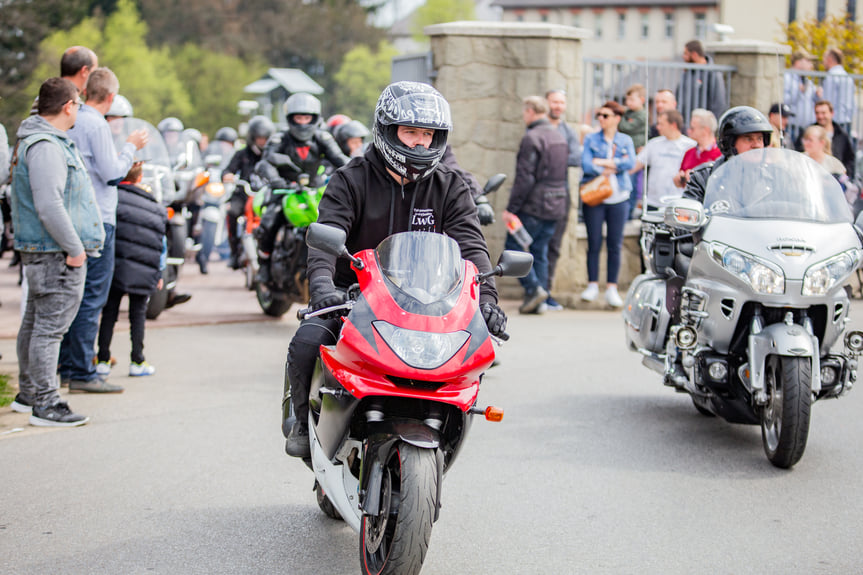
[802,249,861,296]
[205,182,226,199]
[710,243,784,295]
[373,321,470,370]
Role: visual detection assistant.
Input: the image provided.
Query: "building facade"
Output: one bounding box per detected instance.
[490,0,720,60]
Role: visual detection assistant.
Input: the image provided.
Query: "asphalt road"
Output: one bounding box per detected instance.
[2,306,863,574]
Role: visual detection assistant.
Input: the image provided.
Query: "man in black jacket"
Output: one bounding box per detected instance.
[254,93,348,283]
[282,81,506,458]
[794,99,855,179]
[502,95,568,315]
[684,106,772,204]
[222,115,274,269]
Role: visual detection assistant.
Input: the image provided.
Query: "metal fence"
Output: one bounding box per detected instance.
[783,68,863,143]
[581,58,736,130]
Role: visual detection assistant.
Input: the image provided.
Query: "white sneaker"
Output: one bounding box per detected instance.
[580,283,599,302]
[605,286,623,308]
[95,361,111,376]
[129,361,156,377]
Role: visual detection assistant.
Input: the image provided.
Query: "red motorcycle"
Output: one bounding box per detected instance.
[289,223,531,575]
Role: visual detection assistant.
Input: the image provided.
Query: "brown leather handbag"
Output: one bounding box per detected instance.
[579,175,614,207]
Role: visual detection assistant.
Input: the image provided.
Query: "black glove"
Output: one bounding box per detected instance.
[480,302,507,338]
[310,276,345,312]
[475,198,495,225]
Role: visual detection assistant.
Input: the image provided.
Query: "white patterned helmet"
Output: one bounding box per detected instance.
[373,81,452,183]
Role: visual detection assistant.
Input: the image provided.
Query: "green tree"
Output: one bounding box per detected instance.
[23,0,193,125]
[412,0,475,43]
[171,43,267,136]
[0,0,91,129]
[781,14,863,73]
[333,41,399,124]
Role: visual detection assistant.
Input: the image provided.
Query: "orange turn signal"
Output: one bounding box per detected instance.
[484,406,504,422]
[166,207,175,220]
[193,172,210,189]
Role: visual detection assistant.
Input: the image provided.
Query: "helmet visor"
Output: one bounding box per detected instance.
[381,93,452,130]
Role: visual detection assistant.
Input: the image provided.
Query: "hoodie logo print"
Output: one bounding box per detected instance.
[411,208,435,231]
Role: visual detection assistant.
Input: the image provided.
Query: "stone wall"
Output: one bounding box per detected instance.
[425,25,790,305]
[426,22,591,301]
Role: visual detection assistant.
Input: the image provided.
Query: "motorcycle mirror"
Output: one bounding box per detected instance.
[664,198,706,231]
[306,222,346,256]
[477,250,534,283]
[482,173,507,195]
[305,222,365,269]
[496,250,534,278]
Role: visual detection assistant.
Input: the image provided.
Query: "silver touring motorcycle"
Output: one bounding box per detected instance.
[624,148,863,468]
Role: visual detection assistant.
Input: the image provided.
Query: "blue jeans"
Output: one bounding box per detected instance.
[504,213,557,295]
[59,223,115,382]
[583,200,629,284]
[17,253,86,407]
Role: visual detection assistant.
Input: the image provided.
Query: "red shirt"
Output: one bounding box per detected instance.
[680,143,721,172]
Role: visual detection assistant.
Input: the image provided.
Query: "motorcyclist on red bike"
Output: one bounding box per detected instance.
[283,81,507,457]
[222,115,275,269]
[254,93,348,284]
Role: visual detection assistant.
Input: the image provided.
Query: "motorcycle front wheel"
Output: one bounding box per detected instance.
[761,355,812,469]
[255,282,292,317]
[359,444,437,575]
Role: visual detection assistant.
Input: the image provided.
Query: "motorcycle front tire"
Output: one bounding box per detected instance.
[761,355,812,469]
[255,282,292,317]
[359,444,436,575]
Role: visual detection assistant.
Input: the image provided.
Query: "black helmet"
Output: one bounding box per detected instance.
[333,120,370,156]
[716,106,772,157]
[246,115,275,149]
[158,117,184,134]
[214,126,238,143]
[283,92,321,142]
[373,81,452,183]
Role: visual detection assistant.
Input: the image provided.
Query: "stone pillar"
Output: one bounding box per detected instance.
[425,22,590,300]
[707,40,791,113]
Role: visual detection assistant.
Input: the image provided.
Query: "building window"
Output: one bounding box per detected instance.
[617,12,626,39]
[664,13,674,39]
[516,13,524,22]
[595,12,603,39]
[640,13,649,39]
[540,12,548,22]
[694,13,707,39]
[573,13,582,28]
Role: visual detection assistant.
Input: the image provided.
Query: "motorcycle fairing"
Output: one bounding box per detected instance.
[321,245,494,405]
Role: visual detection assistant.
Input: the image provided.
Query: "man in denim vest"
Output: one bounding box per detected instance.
[58,67,147,393]
[9,78,104,426]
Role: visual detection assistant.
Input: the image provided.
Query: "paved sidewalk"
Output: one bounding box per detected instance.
[0,252,285,341]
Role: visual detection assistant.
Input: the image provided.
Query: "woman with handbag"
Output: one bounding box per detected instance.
[579,100,635,307]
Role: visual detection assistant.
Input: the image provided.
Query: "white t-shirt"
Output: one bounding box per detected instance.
[637,135,695,209]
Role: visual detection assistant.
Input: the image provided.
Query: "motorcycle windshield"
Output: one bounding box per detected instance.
[109,117,171,168]
[703,148,852,224]
[376,232,464,313]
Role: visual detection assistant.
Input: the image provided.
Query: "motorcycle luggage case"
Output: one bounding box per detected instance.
[623,274,671,354]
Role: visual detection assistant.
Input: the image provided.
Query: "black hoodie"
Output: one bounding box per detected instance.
[308,146,498,303]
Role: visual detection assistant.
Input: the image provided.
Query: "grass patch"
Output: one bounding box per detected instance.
[0,373,13,407]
